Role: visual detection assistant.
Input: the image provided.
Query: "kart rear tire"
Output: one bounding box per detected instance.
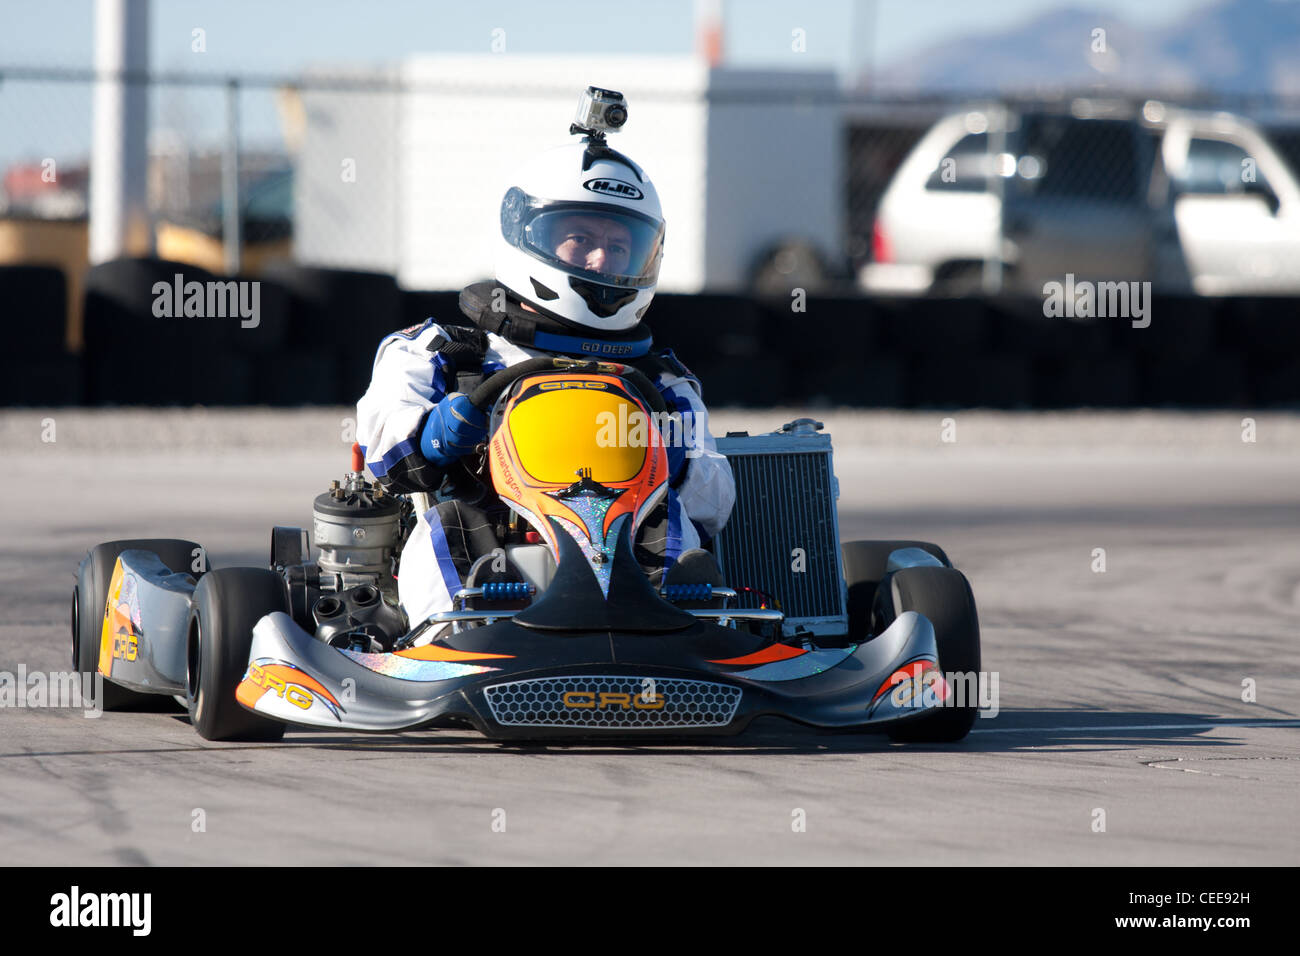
[186,568,288,742]
[841,540,950,642]
[72,538,205,711]
[883,566,981,743]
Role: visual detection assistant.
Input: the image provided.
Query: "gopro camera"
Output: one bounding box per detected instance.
[573,86,628,135]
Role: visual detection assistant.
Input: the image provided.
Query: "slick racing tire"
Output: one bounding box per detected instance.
[187,568,288,742]
[841,540,950,643]
[72,538,205,711]
[880,566,981,744]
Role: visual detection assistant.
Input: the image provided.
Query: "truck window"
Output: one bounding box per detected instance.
[1016,117,1140,202]
[925,133,991,193]
[1177,138,1270,195]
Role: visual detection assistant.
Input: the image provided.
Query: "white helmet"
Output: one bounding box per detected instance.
[496,139,666,332]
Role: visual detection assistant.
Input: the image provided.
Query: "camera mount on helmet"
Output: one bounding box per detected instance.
[569,87,643,177]
[569,86,628,142]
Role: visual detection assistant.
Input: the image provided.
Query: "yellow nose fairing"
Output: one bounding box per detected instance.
[507,387,647,484]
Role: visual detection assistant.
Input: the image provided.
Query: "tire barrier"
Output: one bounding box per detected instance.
[9,260,1299,408]
[0,355,83,406]
[650,293,791,405]
[82,257,251,405]
[2,264,68,354]
[1032,354,1138,408]
[260,264,402,403]
[0,265,82,406]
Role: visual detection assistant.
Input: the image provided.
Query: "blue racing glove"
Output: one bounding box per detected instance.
[420,392,489,467]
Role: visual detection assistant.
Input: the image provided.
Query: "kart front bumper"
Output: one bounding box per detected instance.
[237,611,953,739]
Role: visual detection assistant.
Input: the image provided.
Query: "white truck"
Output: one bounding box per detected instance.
[861,100,1300,295]
[293,56,843,294]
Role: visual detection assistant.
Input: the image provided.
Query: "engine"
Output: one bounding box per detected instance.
[274,449,409,653]
[312,478,401,584]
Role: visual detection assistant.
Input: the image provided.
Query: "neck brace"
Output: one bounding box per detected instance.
[458,280,654,359]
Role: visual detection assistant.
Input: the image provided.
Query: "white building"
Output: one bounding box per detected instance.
[294,55,840,293]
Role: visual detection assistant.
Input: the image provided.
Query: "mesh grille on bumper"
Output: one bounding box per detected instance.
[483,676,742,728]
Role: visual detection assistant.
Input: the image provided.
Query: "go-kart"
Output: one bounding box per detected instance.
[72,357,981,743]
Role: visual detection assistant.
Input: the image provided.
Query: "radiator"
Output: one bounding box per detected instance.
[712,420,848,637]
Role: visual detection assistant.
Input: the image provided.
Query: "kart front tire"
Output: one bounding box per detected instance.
[73,538,204,710]
[187,568,288,742]
[883,566,981,744]
[841,540,950,642]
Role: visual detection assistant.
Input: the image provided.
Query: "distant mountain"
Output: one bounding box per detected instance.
[873,0,1300,98]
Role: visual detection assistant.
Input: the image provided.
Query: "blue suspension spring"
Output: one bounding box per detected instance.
[663,582,714,602]
[480,581,532,600]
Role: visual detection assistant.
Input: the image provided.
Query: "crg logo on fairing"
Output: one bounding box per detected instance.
[563,691,665,710]
[111,633,138,662]
[245,660,316,710]
[583,178,644,200]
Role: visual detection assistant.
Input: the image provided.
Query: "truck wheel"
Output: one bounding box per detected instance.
[841,540,950,642]
[931,261,986,296]
[187,568,288,742]
[72,538,204,710]
[883,566,981,743]
[752,240,830,295]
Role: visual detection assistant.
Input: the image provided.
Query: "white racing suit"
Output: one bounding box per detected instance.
[356,318,736,626]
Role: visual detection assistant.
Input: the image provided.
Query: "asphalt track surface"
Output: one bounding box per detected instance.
[2,408,1297,865]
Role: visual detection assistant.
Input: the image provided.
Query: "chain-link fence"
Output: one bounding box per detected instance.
[4,65,1300,300]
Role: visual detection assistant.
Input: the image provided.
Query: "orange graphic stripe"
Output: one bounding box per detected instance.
[98,559,127,677]
[394,645,515,662]
[872,660,936,701]
[235,678,267,709]
[708,643,807,666]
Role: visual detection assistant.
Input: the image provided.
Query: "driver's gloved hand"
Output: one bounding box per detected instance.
[420,392,489,467]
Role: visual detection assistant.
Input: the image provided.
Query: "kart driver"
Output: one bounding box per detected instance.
[355,116,736,626]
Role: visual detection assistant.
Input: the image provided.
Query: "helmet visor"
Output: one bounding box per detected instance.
[510,199,664,289]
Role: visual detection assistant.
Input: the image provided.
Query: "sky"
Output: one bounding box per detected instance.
[2,0,1206,76]
[0,0,1209,167]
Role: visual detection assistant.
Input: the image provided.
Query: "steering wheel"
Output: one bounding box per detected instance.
[468,356,669,418]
